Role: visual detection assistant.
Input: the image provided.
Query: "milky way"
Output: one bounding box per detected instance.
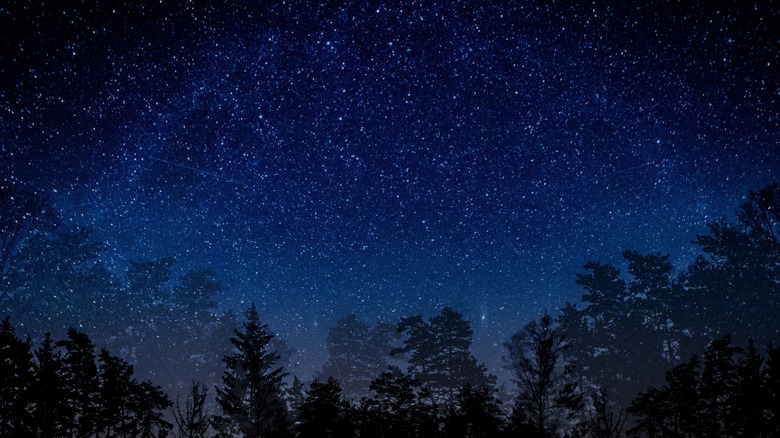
[2,1,777,375]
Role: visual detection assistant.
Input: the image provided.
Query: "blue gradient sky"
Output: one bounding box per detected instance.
[2,0,777,377]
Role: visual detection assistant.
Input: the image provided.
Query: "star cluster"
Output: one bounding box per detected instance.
[1,0,777,374]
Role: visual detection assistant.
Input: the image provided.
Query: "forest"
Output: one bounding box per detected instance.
[1,182,779,438]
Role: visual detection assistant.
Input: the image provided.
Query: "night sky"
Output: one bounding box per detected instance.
[1,1,777,377]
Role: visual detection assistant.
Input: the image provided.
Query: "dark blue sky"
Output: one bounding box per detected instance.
[2,0,777,375]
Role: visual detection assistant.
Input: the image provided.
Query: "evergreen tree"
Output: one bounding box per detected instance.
[363,365,438,438]
[766,344,780,436]
[57,328,101,438]
[443,384,505,438]
[395,307,496,407]
[296,377,354,438]
[132,380,173,438]
[213,303,290,437]
[733,340,766,437]
[0,316,35,436]
[97,348,138,437]
[559,253,698,404]
[32,332,68,437]
[505,313,583,438]
[628,354,702,438]
[284,375,306,420]
[628,336,778,438]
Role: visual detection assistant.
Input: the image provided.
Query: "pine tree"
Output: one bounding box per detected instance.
[284,375,306,420]
[296,377,354,438]
[363,365,438,438]
[132,380,173,438]
[57,328,101,438]
[213,303,290,437]
[443,384,505,438]
[0,317,35,436]
[97,348,138,437]
[32,332,68,437]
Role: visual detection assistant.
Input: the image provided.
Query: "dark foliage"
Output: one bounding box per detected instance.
[394,306,496,407]
[361,365,440,438]
[212,303,291,438]
[1,183,778,437]
[443,384,505,438]
[505,313,583,438]
[173,380,211,438]
[316,313,397,401]
[296,377,354,438]
[628,336,778,437]
[0,319,171,438]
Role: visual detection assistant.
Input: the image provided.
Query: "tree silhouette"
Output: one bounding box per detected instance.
[296,377,354,438]
[766,344,780,436]
[97,348,138,437]
[173,380,211,438]
[687,182,779,347]
[629,336,778,437]
[2,226,106,340]
[559,253,700,403]
[57,328,101,438]
[284,375,306,421]
[505,313,582,438]
[213,303,290,437]
[133,380,173,438]
[32,332,68,437]
[443,384,505,438]
[0,316,35,436]
[395,307,495,407]
[577,388,625,438]
[363,365,438,438]
[317,313,397,401]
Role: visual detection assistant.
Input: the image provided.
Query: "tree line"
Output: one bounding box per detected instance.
[1,182,778,437]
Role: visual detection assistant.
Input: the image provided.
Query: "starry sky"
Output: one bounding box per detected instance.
[1,0,777,376]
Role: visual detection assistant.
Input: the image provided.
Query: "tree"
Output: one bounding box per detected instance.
[559,254,699,404]
[2,226,106,340]
[362,365,438,438]
[395,307,496,407]
[688,182,780,347]
[213,303,290,437]
[317,314,397,401]
[0,316,35,436]
[296,377,354,438]
[766,344,780,436]
[98,348,138,437]
[443,384,505,438]
[284,375,306,420]
[32,332,69,437]
[133,380,173,438]
[505,313,583,438]
[578,388,625,438]
[628,336,778,438]
[173,381,211,438]
[57,328,101,438]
